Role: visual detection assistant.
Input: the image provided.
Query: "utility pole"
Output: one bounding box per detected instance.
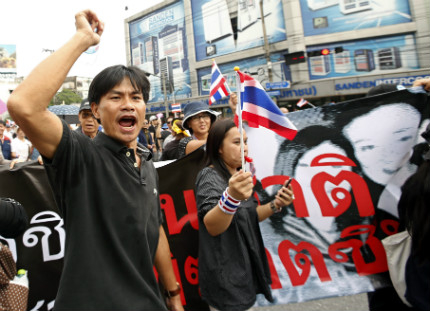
[161,73,169,118]
[259,0,273,82]
[145,71,169,119]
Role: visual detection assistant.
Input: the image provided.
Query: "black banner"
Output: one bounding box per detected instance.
[1,88,429,310]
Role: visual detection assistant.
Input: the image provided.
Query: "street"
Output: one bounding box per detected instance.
[256,293,368,311]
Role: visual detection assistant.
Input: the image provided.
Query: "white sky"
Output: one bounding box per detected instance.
[1,0,163,78]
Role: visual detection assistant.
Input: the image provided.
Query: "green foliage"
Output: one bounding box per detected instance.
[50,89,82,106]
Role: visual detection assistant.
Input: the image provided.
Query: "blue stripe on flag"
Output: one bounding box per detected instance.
[211,69,221,84]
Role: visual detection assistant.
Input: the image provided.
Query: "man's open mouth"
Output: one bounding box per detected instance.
[119,116,137,129]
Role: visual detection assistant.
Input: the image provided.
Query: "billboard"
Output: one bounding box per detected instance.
[197,51,292,98]
[307,34,419,80]
[0,44,17,81]
[299,0,412,37]
[191,0,287,61]
[129,0,191,103]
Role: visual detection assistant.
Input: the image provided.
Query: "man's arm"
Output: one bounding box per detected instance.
[185,139,206,155]
[7,10,104,159]
[154,226,184,311]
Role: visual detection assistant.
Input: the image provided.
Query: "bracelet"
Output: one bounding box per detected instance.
[270,200,282,213]
[218,188,241,215]
[164,282,181,298]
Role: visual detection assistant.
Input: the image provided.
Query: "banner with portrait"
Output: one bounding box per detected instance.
[247,88,429,305]
[0,88,428,310]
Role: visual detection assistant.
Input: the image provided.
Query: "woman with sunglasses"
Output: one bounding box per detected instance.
[178,101,219,158]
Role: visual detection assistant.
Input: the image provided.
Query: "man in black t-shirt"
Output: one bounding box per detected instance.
[7,10,183,311]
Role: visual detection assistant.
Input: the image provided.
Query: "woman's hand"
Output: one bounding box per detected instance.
[228,93,238,113]
[227,170,253,201]
[273,180,294,208]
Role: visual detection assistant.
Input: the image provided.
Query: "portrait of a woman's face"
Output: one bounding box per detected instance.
[343,103,420,185]
[293,141,353,234]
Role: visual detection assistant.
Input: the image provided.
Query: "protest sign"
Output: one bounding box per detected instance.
[1,89,428,310]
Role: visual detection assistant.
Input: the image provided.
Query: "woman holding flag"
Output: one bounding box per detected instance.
[195,118,294,311]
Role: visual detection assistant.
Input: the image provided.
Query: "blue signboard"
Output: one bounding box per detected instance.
[299,0,412,37]
[266,81,291,89]
[129,0,192,103]
[197,52,292,97]
[307,34,419,81]
[266,90,281,96]
[190,0,287,61]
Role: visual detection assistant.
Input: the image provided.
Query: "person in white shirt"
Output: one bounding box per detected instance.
[11,127,32,161]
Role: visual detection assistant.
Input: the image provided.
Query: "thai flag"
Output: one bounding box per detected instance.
[209,60,231,105]
[171,103,181,113]
[296,98,309,107]
[236,70,297,140]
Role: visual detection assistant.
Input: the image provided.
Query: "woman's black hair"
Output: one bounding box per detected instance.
[275,125,357,178]
[0,198,28,238]
[205,118,237,181]
[398,160,430,262]
[88,65,150,105]
[270,125,367,246]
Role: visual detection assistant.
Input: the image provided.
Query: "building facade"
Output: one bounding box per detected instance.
[125,0,429,115]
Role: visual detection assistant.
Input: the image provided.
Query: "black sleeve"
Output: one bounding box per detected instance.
[0,198,29,238]
[195,167,227,220]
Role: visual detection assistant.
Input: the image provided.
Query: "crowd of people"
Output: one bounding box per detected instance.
[1,8,429,311]
[135,99,221,162]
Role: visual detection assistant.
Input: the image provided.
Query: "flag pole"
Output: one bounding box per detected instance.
[234,66,246,171]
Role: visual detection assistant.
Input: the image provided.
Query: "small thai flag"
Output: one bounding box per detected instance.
[209,60,231,105]
[236,70,297,140]
[171,103,181,113]
[296,98,309,108]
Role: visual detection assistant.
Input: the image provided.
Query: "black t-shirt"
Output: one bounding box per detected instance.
[43,121,166,311]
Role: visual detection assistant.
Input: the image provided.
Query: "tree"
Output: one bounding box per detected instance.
[50,89,82,105]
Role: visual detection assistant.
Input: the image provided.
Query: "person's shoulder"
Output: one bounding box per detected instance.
[180,136,193,144]
[197,166,219,181]
[201,166,215,174]
[196,167,225,190]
